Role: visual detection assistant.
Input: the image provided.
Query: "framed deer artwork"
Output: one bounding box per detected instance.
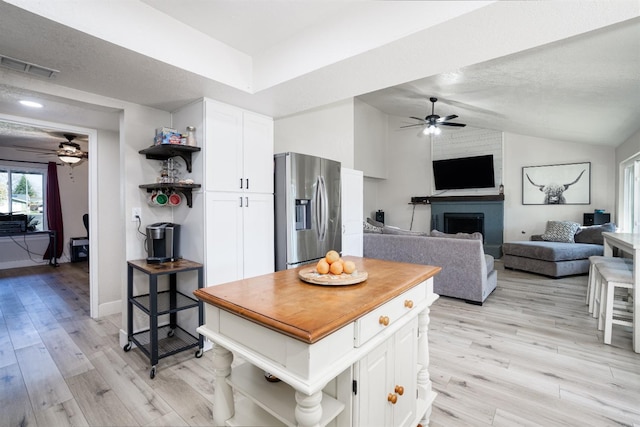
[522,162,591,205]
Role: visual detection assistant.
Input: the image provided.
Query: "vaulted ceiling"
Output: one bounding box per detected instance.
[0,0,638,149]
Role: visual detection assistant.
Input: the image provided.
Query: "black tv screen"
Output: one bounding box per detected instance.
[433,154,495,190]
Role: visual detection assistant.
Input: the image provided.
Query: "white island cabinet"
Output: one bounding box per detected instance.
[195,256,440,427]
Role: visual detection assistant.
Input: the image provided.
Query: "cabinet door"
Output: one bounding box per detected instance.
[205,100,243,192]
[243,112,274,194]
[393,318,418,427]
[242,193,275,279]
[341,168,363,256]
[355,318,418,427]
[355,338,394,427]
[205,192,244,285]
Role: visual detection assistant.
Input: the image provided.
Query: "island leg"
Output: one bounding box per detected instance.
[417,305,435,426]
[211,344,234,426]
[294,389,323,427]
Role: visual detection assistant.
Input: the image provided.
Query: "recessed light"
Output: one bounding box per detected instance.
[19,100,43,108]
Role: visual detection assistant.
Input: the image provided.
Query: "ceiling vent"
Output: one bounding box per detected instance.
[0,54,59,79]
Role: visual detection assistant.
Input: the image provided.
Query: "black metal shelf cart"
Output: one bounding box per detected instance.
[124,258,204,378]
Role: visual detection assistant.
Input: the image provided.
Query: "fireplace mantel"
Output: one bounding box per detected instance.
[426,194,504,204]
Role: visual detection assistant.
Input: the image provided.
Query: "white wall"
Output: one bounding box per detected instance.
[274,98,354,167]
[503,133,615,242]
[354,98,387,179]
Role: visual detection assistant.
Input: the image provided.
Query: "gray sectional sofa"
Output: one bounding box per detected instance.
[502,222,614,278]
[363,232,497,304]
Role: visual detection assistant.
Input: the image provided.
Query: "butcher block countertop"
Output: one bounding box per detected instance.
[194,256,441,344]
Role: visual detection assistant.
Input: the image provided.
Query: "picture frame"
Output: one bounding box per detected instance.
[522,162,591,205]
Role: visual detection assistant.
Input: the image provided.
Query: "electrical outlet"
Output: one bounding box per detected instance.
[131,207,142,222]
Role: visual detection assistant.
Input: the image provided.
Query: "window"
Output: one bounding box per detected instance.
[0,166,46,231]
[621,156,640,233]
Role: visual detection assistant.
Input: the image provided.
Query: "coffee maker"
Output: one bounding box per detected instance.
[146,222,180,263]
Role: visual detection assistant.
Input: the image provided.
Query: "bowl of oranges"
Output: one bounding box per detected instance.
[298,250,368,286]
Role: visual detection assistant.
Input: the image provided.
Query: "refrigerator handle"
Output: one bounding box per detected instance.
[312,176,322,240]
[319,176,329,241]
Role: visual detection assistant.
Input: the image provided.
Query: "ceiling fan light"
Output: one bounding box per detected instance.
[58,154,83,164]
[434,126,441,135]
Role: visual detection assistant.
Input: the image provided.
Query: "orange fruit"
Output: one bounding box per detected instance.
[325,250,340,264]
[316,259,330,274]
[343,260,356,274]
[329,260,344,275]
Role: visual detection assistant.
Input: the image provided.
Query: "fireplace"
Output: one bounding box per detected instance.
[429,196,503,258]
[444,212,485,237]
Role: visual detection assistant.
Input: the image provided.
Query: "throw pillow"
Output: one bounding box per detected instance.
[574,223,616,245]
[540,220,581,243]
[382,225,429,237]
[430,229,483,241]
[363,220,382,233]
[366,217,385,228]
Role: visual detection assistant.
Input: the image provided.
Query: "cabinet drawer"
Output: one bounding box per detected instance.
[354,281,426,347]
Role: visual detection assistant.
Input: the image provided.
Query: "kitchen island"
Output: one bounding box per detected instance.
[195,256,440,427]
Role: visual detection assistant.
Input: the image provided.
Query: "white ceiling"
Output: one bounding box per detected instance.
[0,0,638,150]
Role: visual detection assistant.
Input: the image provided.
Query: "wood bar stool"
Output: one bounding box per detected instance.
[596,266,634,345]
[588,256,632,316]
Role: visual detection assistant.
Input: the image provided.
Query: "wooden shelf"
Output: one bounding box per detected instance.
[139,144,201,173]
[410,194,504,204]
[138,183,201,208]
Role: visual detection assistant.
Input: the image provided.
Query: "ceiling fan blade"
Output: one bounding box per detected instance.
[409,116,425,121]
[400,123,425,128]
[14,146,56,154]
[439,122,467,127]
[437,115,458,122]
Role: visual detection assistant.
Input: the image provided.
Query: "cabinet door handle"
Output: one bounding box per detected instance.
[239,197,243,208]
[404,299,414,309]
[387,393,397,404]
[245,197,249,207]
[246,178,249,190]
[240,178,243,189]
[395,385,404,396]
[379,315,389,326]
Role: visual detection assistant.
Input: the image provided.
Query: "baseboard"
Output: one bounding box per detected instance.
[98,299,122,317]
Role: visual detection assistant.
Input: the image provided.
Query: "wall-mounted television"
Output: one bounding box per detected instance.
[433,154,495,190]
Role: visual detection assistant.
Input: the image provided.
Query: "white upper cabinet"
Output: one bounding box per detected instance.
[205,100,273,194]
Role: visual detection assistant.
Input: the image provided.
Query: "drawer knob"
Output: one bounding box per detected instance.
[379,315,390,326]
[395,385,404,395]
[404,299,414,309]
[387,393,397,404]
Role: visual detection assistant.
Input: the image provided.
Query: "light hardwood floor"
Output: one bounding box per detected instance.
[1,262,639,426]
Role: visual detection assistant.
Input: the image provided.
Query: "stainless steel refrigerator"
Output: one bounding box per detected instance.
[274,152,341,271]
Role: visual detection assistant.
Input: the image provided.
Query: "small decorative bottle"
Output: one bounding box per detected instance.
[186,126,197,147]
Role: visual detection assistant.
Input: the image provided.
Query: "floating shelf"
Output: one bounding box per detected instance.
[410,194,505,205]
[139,144,201,173]
[139,183,201,208]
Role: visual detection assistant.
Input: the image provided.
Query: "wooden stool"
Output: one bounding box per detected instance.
[597,266,634,345]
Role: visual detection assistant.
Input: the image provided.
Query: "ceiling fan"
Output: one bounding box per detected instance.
[13,133,88,165]
[401,97,466,135]
[56,134,88,165]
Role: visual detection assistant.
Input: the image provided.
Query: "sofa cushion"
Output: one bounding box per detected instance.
[363,220,382,233]
[574,223,616,245]
[382,225,429,237]
[430,229,483,241]
[502,241,603,262]
[540,220,581,243]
